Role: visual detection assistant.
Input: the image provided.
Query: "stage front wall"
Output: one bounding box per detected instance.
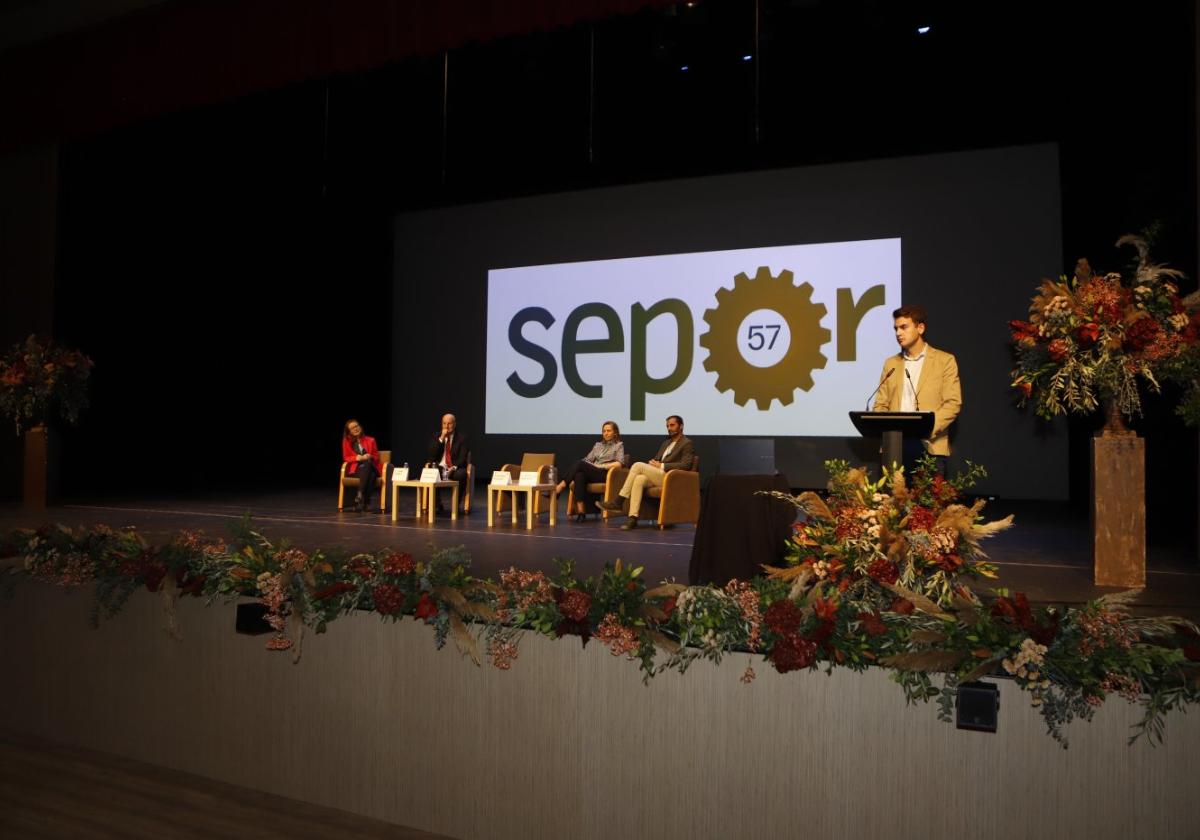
[394,144,1066,499]
[3,586,1197,840]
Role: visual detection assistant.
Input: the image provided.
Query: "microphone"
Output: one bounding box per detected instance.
[865,368,895,410]
[906,369,919,411]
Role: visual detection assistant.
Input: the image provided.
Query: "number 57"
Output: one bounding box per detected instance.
[747,324,780,351]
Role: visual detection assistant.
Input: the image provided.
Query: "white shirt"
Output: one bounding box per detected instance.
[901,349,926,412]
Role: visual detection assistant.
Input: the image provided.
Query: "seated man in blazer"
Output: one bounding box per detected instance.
[597,415,694,530]
[427,413,471,513]
[873,304,962,477]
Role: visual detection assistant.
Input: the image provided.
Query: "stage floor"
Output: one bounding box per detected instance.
[2,488,1197,619]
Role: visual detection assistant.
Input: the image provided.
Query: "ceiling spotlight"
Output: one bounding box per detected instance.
[917,25,931,35]
[742,54,752,61]
[681,65,689,72]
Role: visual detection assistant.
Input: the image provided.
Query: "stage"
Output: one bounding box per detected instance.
[3,485,1197,620]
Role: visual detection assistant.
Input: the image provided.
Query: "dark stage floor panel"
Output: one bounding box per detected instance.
[2,489,1197,618]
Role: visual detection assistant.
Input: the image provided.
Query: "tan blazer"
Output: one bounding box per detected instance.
[872,345,962,456]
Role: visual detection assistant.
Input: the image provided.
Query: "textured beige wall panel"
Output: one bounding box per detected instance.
[2,585,1198,840]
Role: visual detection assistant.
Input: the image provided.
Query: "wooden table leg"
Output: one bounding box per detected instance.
[427,485,436,524]
[451,485,459,521]
[549,490,557,526]
[526,488,533,530]
[391,485,399,523]
[487,487,495,527]
[511,490,518,524]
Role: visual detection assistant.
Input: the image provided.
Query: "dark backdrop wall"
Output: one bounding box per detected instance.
[28,1,1197,543]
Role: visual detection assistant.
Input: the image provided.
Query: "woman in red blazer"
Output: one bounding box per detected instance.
[342,419,383,512]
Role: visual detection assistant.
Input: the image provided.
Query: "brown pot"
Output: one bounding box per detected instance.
[1097,397,1135,437]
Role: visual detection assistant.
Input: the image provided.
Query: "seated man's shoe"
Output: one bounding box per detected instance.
[620,517,638,530]
[596,499,623,513]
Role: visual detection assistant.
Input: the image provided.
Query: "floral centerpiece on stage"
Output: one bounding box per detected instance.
[1009,235,1197,424]
[0,334,94,435]
[773,458,1003,607]
[4,506,1200,748]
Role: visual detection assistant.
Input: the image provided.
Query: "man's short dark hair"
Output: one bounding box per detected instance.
[892,305,928,326]
[667,415,684,427]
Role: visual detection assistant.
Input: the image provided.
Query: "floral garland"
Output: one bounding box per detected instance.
[3,482,1199,749]
[1009,235,1198,420]
[0,334,94,435]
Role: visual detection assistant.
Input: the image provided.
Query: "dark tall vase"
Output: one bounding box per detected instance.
[22,425,59,510]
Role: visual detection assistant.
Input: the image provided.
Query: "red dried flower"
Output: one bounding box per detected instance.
[1017,380,1033,399]
[867,557,899,584]
[351,563,374,579]
[764,598,803,636]
[1124,317,1161,352]
[812,596,838,623]
[662,596,677,618]
[382,552,415,575]
[1047,338,1071,363]
[1008,319,1038,344]
[558,588,592,623]
[372,582,405,616]
[413,593,438,621]
[932,475,957,503]
[857,610,888,637]
[1075,322,1100,348]
[906,505,935,531]
[594,613,639,659]
[768,634,817,673]
[890,597,915,616]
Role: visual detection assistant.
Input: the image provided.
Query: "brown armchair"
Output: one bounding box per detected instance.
[567,463,628,520]
[643,455,701,528]
[338,450,391,513]
[496,453,555,515]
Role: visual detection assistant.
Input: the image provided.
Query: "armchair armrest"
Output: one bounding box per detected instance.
[605,466,629,496]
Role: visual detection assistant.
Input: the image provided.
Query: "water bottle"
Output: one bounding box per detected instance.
[401,462,408,480]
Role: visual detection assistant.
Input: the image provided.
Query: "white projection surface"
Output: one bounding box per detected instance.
[486,238,901,435]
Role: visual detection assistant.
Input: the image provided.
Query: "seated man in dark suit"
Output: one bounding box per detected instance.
[597,415,693,530]
[426,413,471,513]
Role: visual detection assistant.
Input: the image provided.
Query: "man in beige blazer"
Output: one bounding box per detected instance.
[872,305,961,476]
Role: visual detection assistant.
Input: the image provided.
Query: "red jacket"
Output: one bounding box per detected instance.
[343,435,381,475]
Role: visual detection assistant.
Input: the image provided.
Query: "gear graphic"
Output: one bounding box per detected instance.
[699,266,831,409]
